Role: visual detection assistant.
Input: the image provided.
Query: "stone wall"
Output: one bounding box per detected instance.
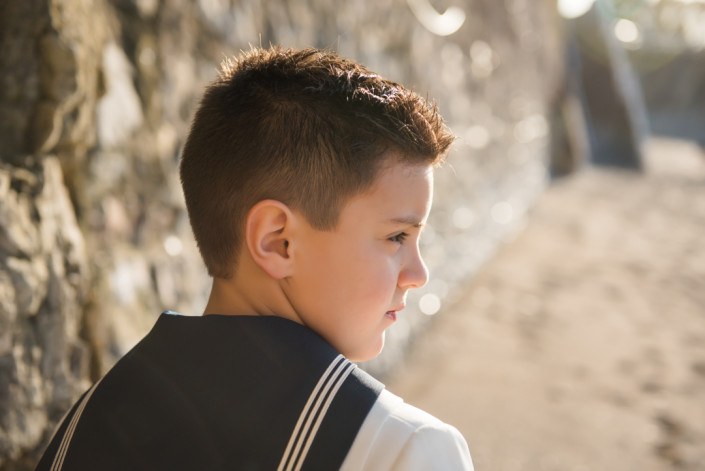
[1,1,106,468]
[0,0,563,466]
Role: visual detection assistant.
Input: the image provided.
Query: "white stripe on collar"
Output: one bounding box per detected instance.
[51,379,102,471]
[277,354,355,471]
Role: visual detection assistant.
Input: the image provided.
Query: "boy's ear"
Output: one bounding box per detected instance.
[244,200,295,280]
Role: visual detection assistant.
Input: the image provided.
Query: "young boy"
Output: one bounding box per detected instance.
[38,47,473,470]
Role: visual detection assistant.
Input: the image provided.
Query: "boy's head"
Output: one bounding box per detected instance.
[180,47,453,279]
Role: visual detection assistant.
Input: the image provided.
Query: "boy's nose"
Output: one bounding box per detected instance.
[399,248,429,290]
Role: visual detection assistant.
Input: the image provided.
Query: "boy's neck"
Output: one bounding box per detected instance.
[203,277,252,316]
[203,253,301,324]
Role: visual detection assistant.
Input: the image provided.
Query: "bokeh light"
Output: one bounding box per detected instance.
[557,0,596,19]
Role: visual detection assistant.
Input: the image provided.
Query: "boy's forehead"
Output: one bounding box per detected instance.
[376,155,435,177]
[388,215,426,228]
[342,158,434,225]
[371,158,434,194]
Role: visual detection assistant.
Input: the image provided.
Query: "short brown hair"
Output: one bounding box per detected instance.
[180,46,453,278]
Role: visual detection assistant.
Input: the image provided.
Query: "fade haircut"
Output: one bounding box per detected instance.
[180,46,454,278]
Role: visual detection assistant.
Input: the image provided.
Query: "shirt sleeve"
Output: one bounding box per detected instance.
[389,422,474,471]
[341,389,473,471]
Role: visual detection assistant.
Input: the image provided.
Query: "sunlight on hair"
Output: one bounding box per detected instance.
[557,0,595,19]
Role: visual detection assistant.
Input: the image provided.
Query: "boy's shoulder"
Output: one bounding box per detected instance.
[38,312,387,470]
[38,312,472,470]
[343,389,474,470]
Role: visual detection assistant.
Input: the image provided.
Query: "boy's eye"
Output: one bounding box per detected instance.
[389,232,409,244]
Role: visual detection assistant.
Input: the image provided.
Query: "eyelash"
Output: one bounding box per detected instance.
[389,232,409,244]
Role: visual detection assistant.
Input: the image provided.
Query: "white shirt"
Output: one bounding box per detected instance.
[341,390,474,470]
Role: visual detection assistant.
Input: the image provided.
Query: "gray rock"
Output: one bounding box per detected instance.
[0,158,89,468]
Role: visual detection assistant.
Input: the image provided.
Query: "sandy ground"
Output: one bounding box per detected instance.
[386,138,705,471]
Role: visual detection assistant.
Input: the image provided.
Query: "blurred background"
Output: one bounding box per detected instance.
[0,0,703,469]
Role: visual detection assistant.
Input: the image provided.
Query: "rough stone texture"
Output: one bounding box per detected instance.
[0,158,90,469]
[0,0,107,467]
[0,0,565,467]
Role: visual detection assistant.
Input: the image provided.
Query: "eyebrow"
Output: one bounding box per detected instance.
[389,216,425,228]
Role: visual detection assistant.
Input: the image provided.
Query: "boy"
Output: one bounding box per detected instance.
[38,47,473,470]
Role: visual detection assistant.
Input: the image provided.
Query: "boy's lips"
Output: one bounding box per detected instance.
[385,304,405,321]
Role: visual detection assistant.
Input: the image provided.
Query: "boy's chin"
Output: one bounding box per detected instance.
[345,335,385,363]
